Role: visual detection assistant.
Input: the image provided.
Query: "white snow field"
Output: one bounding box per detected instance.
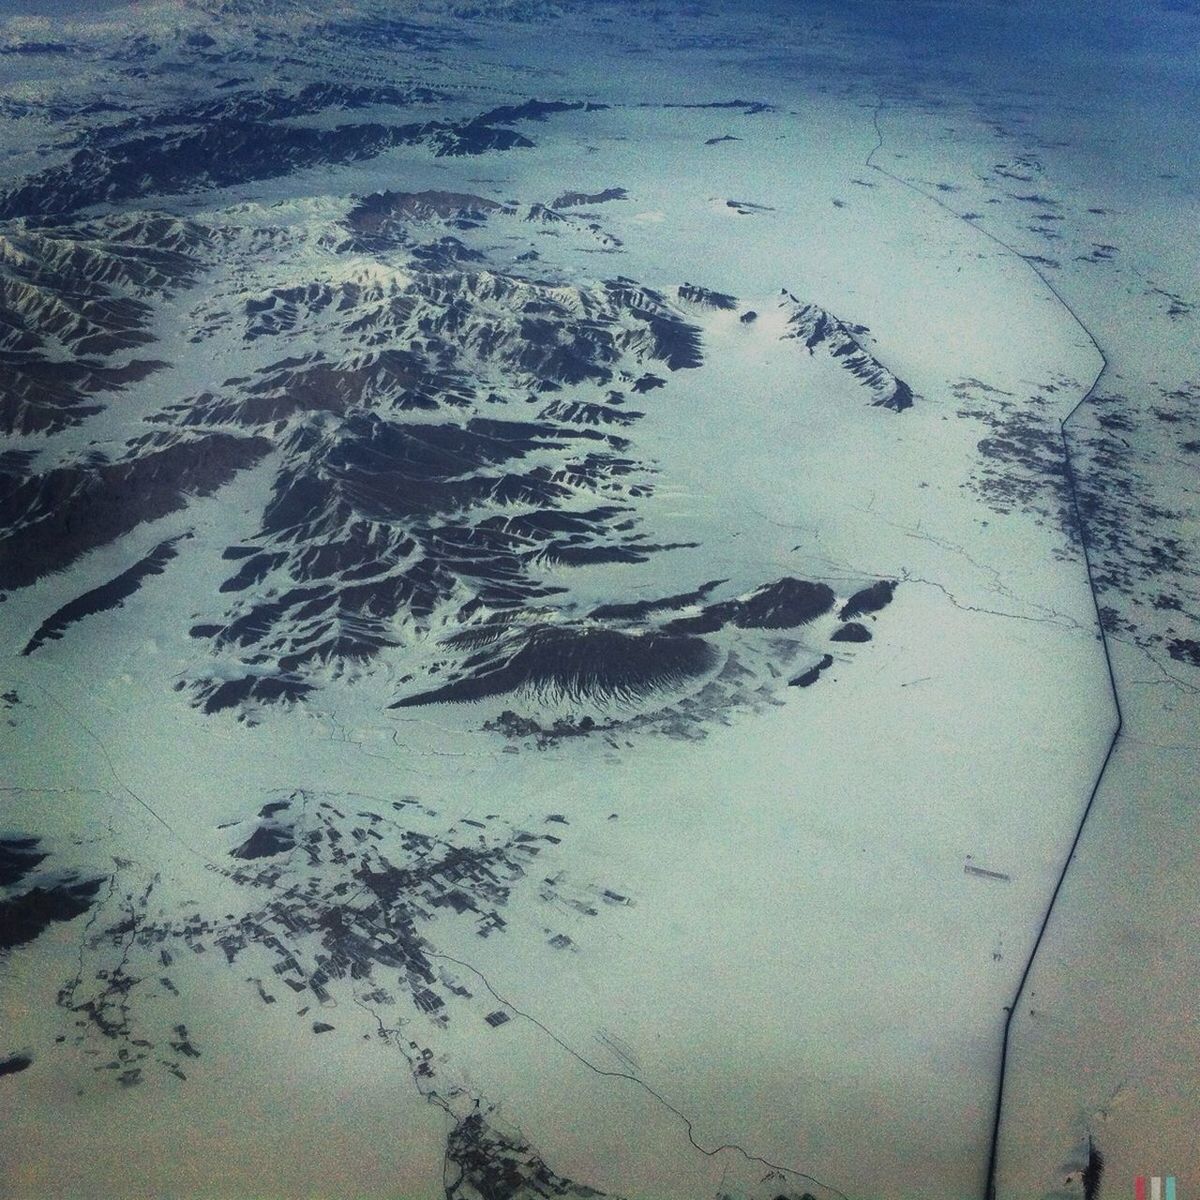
[0,2,1195,1199]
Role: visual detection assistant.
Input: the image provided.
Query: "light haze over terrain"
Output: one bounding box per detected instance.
[0,2,1196,1198]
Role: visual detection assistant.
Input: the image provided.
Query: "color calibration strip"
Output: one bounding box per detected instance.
[1135,1178,1178,1200]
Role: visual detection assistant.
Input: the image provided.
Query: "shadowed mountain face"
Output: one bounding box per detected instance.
[171,239,717,714]
[0,429,271,591]
[0,217,207,434]
[1,173,898,724]
[21,534,186,655]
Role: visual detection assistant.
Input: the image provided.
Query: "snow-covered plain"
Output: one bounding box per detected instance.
[0,2,1195,1198]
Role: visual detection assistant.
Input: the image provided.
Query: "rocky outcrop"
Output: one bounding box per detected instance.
[781,291,915,411]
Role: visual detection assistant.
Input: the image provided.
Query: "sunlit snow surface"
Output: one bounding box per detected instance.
[0,1,1197,1198]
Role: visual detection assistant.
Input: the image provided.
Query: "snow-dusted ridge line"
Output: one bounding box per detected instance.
[863,99,1121,1200]
[0,178,903,735]
[779,290,916,412]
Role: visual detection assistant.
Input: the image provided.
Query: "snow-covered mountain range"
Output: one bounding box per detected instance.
[1,2,1196,1199]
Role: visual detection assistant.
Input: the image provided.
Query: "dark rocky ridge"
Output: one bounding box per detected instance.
[831,621,872,643]
[552,186,628,208]
[0,838,106,954]
[781,292,916,411]
[664,577,836,635]
[0,216,208,434]
[839,579,897,620]
[345,190,511,244]
[0,880,105,952]
[0,93,591,222]
[22,535,187,655]
[678,282,738,310]
[790,653,834,688]
[393,626,718,708]
[0,433,270,590]
[589,579,726,621]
